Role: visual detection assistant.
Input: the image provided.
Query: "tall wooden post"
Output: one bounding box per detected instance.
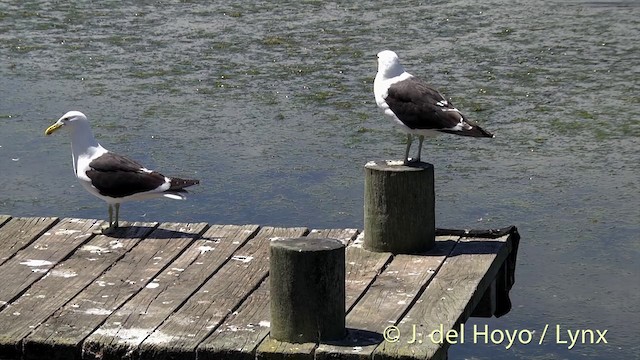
[364,160,435,253]
[269,237,346,343]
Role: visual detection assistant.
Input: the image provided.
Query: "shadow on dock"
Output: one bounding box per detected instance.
[323,328,384,346]
[105,225,205,240]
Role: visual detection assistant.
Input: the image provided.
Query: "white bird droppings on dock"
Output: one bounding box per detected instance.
[81,245,109,254]
[85,308,113,315]
[50,269,78,278]
[198,245,215,254]
[232,255,253,263]
[54,229,81,236]
[19,259,53,267]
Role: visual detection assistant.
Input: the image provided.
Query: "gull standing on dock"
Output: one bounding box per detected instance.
[373,50,494,164]
[45,111,199,233]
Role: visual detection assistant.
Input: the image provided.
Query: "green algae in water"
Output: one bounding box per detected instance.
[576,110,596,120]
[262,36,289,46]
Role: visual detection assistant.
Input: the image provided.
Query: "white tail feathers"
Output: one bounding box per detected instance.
[163,193,187,200]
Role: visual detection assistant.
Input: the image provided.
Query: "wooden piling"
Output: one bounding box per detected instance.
[364,160,435,253]
[269,237,346,343]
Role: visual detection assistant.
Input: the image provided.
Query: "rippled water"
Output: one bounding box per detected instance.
[1,1,638,359]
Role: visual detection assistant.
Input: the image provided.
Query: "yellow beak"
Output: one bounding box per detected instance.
[45,122,63,135]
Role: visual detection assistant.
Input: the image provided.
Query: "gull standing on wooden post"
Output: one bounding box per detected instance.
[373,50,494,164]
[45,111,200,233]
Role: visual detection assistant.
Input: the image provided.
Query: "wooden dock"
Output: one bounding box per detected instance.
[0,215,519,360]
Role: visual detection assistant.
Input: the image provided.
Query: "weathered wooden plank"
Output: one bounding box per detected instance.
[306,228,359,244]
[22,222,208,360]
[197,280,270,360]
[0,221,156,359]
[343,242,393,311]
[0,216,58,266]
[373,234,511,360]
[197,229,359,360]
[0,215,11,228]
[0,218,100,311]
[256,339,315,360]
[82,224,262,360]
[135,227,307,360]
[314,236,459,360]
[255,232,394,360]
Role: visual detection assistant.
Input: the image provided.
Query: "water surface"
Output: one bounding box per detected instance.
[1,1,638,359]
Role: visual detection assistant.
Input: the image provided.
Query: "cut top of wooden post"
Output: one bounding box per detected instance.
[365,159,434,172]
[270,237,345,252]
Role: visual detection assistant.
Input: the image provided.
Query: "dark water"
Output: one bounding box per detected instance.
[1,1,638,359]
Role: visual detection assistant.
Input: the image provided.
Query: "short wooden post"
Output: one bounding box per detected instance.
[269,237,346,343]
[364,160,435,253]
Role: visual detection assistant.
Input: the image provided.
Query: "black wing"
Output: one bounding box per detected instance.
[385,77,492,137]
[86,152,166,198]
